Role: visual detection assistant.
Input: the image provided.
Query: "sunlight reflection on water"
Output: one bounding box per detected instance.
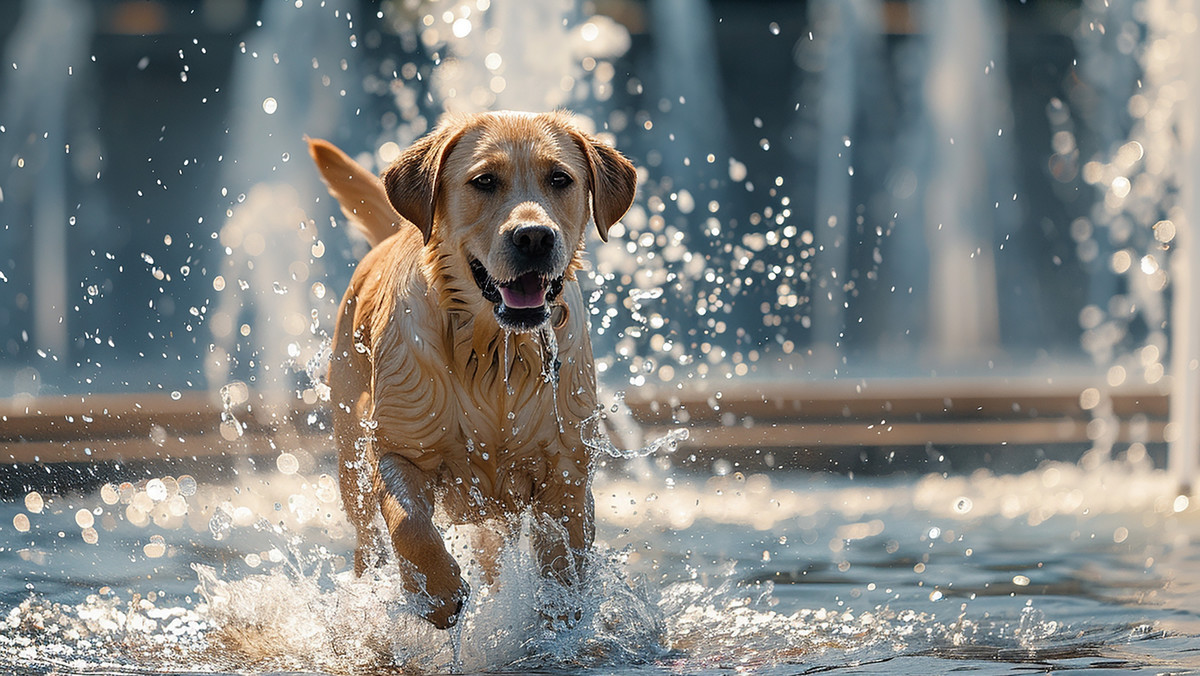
[1,454,1198,674]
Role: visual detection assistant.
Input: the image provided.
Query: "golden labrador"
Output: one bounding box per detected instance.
[307,111,636,628]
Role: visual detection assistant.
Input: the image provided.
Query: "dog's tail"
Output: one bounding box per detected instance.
[307,137,402,248]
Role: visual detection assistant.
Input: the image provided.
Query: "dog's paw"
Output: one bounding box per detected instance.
[426,579,470,630]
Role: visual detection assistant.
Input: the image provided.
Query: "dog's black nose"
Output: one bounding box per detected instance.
[512,224,556,258]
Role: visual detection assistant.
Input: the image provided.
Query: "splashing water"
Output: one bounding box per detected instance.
[582,408,689,459]
[303,337,332,404]
[189,517,669,673]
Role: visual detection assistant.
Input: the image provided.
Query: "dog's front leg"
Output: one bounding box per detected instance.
[533,477,595,623]
[375,452,469,629]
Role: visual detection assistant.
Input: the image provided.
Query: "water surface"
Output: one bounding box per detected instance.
[1,451,1197,674]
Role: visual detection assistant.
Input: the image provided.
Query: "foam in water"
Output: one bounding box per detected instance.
[189,515,669,673]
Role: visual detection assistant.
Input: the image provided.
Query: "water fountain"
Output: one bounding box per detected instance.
[1072,0,1200,486]
[806,0,881,363]
[0,0,92,366]
[207,0,362,421]
[920,0,1010,361]
[1156,0,1200,489]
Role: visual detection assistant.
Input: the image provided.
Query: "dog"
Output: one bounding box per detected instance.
[307,111,636,629]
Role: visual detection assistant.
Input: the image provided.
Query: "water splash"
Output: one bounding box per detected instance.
[581,408,689,459]
[0,591,214,673]
[303,337,332,404]
[189,519,666,673]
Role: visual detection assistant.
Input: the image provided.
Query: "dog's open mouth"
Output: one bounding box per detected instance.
[470,259,564,331]
[499,272,548,309]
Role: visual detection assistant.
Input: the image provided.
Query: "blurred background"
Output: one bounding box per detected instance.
[0,0,1191,473]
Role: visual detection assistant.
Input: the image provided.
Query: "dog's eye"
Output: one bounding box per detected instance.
[548,170,573,189]
[470,173,498,191]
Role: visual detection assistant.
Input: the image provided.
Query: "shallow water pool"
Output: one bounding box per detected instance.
[2,449,1199,674]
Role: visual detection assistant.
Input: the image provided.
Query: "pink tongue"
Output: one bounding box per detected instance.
[498,273,547,309]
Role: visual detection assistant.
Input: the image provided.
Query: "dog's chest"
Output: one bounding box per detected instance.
[370,318,593,470]
[453,336,567,452]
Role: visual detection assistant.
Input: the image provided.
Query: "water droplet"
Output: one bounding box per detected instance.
[24,491,43,514]
[262,97,278,114]
[12,514,29,532]
[220,381,249,406]
[768,21,780,35]
[220,414,243,441]
[209,505,233,540]
[75,509,94,529]
[276,452,299,475]
[143,535,167,558]
[1154,220,1177,243]
[146,478,168,502]
[178,475,197,497]
[170,390,182,401]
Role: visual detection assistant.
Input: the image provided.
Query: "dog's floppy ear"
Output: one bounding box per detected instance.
[572,132,637,242]
[381,122,466,244]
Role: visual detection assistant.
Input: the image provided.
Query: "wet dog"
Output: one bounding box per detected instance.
[308,111,636,628]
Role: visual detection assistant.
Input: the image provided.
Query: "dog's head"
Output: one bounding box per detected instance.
[382,111,637,332]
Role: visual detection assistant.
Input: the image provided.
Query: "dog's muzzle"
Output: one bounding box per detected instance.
[470,259,564,331]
